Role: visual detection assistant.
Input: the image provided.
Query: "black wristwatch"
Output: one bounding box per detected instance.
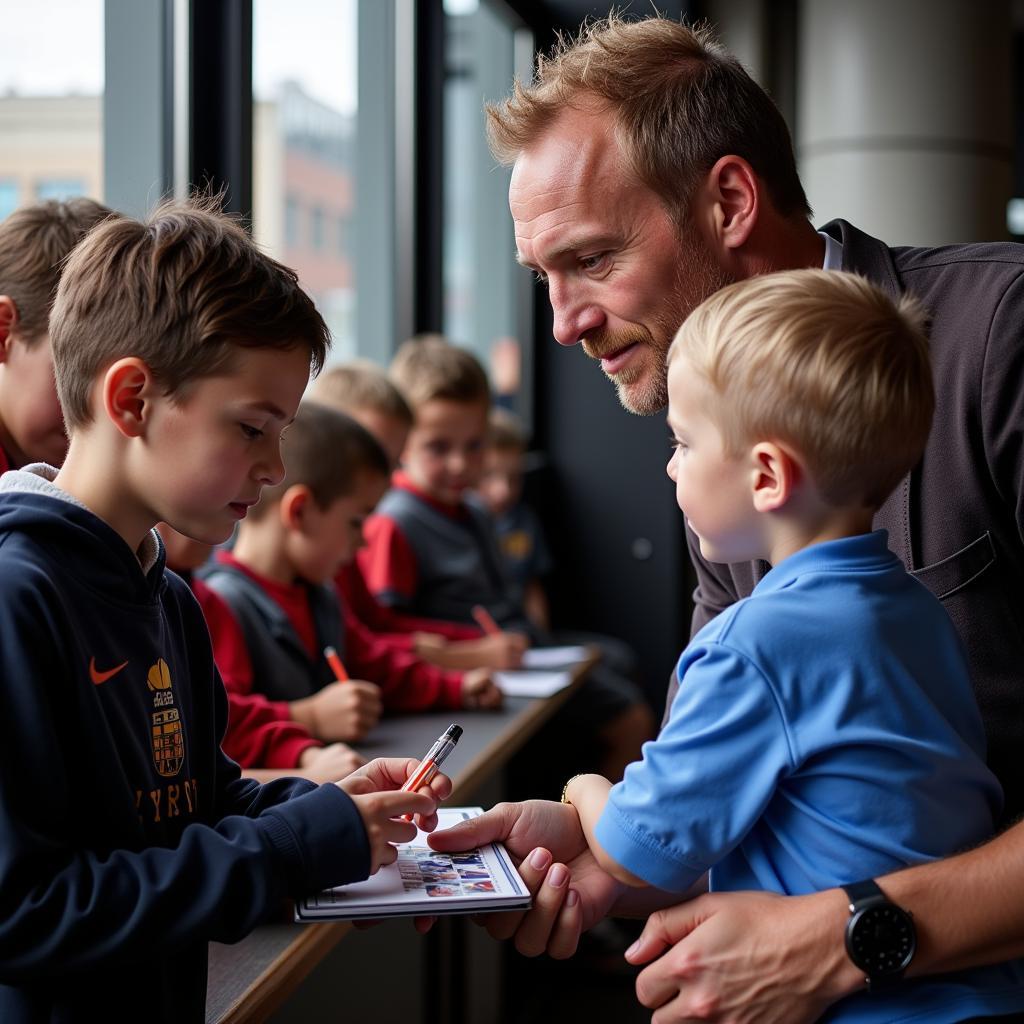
[842,879,916,990]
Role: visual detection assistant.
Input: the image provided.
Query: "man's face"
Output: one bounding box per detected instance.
[0,331,69,467]
[510,105,730,415]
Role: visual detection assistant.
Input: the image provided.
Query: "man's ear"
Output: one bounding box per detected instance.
[279,485,312,531]
[701,155,760,254]
[102,357,155,438]
[751,441,801,513]
[0,296,19,357]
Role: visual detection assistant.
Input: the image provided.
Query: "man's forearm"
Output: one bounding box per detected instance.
[883,818,1024,976]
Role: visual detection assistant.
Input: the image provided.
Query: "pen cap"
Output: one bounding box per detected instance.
[444,724,463,744]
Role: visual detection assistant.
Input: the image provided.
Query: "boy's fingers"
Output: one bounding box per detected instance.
[382,816,419,845]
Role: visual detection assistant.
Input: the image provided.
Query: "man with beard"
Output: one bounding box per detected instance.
[428,14,1024,1024]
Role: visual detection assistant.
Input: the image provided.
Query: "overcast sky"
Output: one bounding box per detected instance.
[1,0,358,114]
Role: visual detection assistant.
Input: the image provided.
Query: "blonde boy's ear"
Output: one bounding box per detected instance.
[750,441,801,513]
[0,296,18,354]
[279,484,313,531]
[102,357,154,438]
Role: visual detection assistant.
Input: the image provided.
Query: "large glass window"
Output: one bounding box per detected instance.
[443,0,533,412]
[0,0,104,220]
[252,0,358,362]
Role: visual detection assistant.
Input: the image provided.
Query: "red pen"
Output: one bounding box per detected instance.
[400,723,462,821]
[471,604,501,636]
[324,645,349,682]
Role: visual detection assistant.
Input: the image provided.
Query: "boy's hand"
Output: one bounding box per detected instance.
[291,680,382,742]
[298,742,366,782]
[339,757,454,844]
[467,631,529,669]
[461,669,503,709]
[412,631,447,656]
[338,780,437,874]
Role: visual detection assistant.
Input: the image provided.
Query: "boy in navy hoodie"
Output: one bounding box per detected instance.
[0,199,448,1024]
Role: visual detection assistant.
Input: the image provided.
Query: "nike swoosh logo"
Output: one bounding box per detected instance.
[90,657,129,686]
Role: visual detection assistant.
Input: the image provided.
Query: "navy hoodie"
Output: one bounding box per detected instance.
[0,467,370,1023]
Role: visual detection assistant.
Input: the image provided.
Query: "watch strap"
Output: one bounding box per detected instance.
[842,878,886,908]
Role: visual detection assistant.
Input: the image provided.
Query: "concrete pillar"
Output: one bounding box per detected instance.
[797,0,1012,245]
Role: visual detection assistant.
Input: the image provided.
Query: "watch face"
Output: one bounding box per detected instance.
[848,905,916,976]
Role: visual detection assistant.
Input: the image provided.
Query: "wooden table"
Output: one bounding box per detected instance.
[206,659,591,1024]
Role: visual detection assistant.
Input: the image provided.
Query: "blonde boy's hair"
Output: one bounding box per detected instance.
[0,197,112,345]
[488,407,527,452]
[670,269,933,509]
[390,335,490,412]
[49,195,330,430]
[247,402,390,521]
[308,359,413,426]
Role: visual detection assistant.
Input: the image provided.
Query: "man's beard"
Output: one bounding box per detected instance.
[581,228,732,416]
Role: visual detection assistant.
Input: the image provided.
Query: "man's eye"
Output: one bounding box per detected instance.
[240,423,263,440]
[580,253,606,271]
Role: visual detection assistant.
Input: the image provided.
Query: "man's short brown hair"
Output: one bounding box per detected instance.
[249,401,390,520]
[0,198,112,346]
[670,269,933,510]
[49,196,330,430]
[390,335,490,412]
[308,359,414,427]
[486,14,809,229]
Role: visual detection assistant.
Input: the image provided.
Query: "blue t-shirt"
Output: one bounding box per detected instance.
[597,531,1024,1023]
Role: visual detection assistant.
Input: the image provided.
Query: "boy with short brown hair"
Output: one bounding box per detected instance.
[0,198,445,1023]
[0,197,112,471]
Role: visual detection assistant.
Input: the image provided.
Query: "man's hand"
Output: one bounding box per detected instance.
[626,888,857,1024]
[424,799,623,957]
[461,668,503,709]
[291,680,383,742]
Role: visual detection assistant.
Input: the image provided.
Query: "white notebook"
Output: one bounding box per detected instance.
[295,807,531,921]
[494,669,574,698]
[522,645,589,669]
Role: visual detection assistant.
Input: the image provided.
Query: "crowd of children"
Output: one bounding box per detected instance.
[1,193,1020,1024]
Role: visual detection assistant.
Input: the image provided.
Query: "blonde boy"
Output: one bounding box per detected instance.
[561,270,1023,1022]
[0,200,446,1023]
[0,198,111,471]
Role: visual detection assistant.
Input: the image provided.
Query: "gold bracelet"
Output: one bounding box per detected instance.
[560,773,587,804]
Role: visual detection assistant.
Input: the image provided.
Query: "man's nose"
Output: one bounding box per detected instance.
[549,280,603,347]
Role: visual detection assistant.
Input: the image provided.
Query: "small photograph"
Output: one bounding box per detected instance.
[415,857,455,872]
[402,880,424,892]
[464,880,496,894]
[420,869,458,882]
[456,868,491,880]
[425,884,460,898]
[451,852,484,865]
